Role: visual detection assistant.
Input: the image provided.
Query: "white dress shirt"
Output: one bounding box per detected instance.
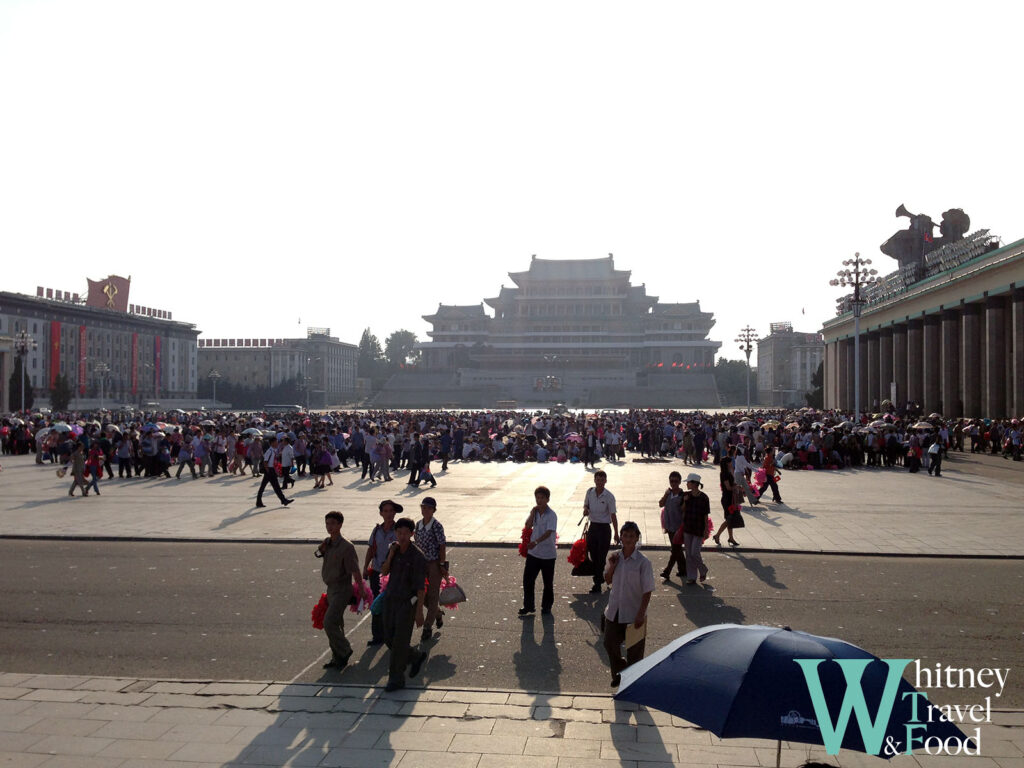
[584,487,617,524]
[604,547,655,624]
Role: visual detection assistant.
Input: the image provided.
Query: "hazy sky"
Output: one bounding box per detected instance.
[1,1,1021,363]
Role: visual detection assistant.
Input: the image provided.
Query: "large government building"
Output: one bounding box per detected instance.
[197,329,357,409]
[0,276,199,408]
[822,227,1024,418]
[377,255,723,407]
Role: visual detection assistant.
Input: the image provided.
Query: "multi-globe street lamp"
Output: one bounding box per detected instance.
[13,330,38,415]
[734,326,758,411]
[208,369,222,404]
[830,252,879,424]
[93,361,110,410]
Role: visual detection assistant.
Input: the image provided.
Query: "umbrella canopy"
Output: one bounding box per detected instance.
[50,423,71,433]
[911,422,935,430]
[869,420,887,428]
[616,624,967,762]
[241,428,263,436]
[9,417,24,426]
[835,420,854,429]
[199,419,216,426]
[785,422,800,430]
[928,413,942,420]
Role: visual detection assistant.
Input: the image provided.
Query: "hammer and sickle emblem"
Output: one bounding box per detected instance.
[103,282,118,308]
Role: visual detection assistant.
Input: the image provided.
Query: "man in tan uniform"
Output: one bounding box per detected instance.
[317,511,365,669]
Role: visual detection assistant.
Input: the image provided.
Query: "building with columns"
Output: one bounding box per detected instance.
[822,231,1024,418]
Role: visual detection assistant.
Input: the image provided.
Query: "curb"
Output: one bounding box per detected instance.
[2,534,1024,559]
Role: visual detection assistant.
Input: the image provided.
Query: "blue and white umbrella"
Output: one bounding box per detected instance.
[615,624,968,765]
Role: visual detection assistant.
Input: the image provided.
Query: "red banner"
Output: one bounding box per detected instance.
[78,326,87,395]
[49,321,61,389]
[154,336,161,400]
[131,333,138,395]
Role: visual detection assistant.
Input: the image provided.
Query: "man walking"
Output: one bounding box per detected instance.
[363,499,399,646]
[603,521,654,687]
[519,486,558,617]
[414,497,447,643]
[316,511,364,670]
[381,517,428,692]
[256,437,292,508]
[583,470,618,594]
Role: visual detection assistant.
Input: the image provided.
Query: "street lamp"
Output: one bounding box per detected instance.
[93,362,110,410]
[304,357,321,411]
[13,330,38,415]
[735,326,758,411]
[208,370,221,404]
[830,252,879,425]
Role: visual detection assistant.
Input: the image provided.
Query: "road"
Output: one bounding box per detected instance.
[1,540,1021,706]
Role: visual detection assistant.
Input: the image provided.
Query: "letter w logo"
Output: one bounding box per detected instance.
[794,658,910,755]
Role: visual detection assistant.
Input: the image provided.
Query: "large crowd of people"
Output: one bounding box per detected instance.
[1,403,1021,500]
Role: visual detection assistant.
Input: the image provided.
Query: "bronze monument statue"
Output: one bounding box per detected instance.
[880,204,971,269]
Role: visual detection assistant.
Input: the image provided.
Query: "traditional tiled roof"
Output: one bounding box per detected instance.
[508,255,631,285]
[652,302,704,316]
[422,303,489,322]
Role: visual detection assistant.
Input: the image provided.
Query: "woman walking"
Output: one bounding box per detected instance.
[680,472,710,584]
[713,457,740,547]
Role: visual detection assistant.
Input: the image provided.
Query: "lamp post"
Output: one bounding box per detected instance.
[208,370,221,404]
[305,357,321,411]
[93,362,110,410]
[735,326,758,411]
[830,252,879,425]
[13,330,38,415]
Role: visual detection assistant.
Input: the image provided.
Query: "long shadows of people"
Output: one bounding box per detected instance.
[733,553,787,590]
[672,582,747,628]
[513,612,562,692]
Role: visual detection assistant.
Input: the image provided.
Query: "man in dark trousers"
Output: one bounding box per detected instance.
[317,511,365,670]
[406,432,423,486]
[381,517,427,692]
[583,470,619,593]
[256,436,292,508]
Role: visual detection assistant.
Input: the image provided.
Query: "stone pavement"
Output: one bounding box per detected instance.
[1,452,1022,556]
[3,453,1023,767]
[1,673,1022,768]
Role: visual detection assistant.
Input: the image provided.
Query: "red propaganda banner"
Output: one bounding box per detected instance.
[49,321,61,389]
[78,326,87,395]
[154,336,162,400]
[131,333,138,395]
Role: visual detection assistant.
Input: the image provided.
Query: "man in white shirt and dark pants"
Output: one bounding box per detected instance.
[519,486,558,616]
[584,470,619,594]
[603,521,654,687]
[256,437,293,508]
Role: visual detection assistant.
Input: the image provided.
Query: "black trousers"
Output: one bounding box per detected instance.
[586,522,612,588]
[522,554,555,612]
[360,451,372,479]
[257,468,288,504]
[928,454,942,476]
[212,452,227,474]
[664,527,685,577]
[407,461,420,485]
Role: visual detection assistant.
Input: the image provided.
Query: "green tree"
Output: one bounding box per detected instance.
[714,358,758,406]
[8,357,34,412]
[384,330,420,368]
[49,373,73,412]
[805,361,824,409]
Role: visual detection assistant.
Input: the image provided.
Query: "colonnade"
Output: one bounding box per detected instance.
[824,288,1024,418]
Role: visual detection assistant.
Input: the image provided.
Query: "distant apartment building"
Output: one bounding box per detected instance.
[197,328,357,408]
[756,322,824,408]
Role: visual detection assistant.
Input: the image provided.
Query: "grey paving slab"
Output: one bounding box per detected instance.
[2,453,1022,556]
